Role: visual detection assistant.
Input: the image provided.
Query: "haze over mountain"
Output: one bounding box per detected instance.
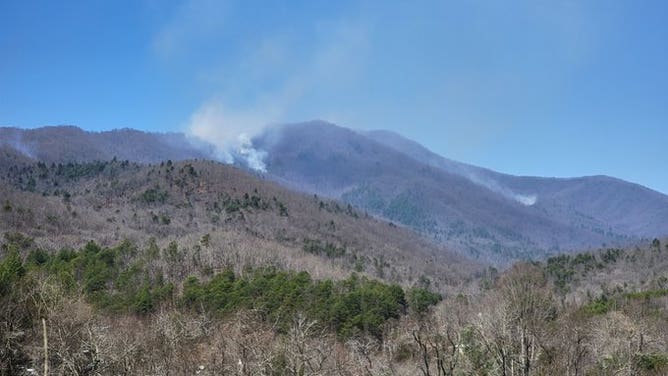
[3,122,668,265]
[255,121,668,263]
[365,128,668,239]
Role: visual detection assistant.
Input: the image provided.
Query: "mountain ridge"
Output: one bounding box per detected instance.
[363,128,668,238]
[3,122,668,264]
[256,121,668,263]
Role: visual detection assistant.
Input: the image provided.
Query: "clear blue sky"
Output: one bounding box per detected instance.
[1,1,667,193]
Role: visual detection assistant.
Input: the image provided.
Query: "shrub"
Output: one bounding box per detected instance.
[141,188,168,204]
[407,287,442,314]
[635,353,668,371]
[0,251,25,296]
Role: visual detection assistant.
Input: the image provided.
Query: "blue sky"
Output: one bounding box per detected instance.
[1,1,667,193]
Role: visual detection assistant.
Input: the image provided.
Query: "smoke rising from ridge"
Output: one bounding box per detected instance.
[165,3,370,173]
[463,171,538,206]
[0,132,35,159]
[186,100,272,172]
[236,133,268,172]
[513,193,538,206]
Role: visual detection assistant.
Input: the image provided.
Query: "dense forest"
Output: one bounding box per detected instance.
[3,233,668,375]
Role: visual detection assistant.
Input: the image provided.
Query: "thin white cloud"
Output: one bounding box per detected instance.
[152,0,229,59]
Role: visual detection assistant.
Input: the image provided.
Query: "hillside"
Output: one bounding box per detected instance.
[257,121,668,263]
[0,126,209,163]
[0,151,475,290]
[367,129,668,239]
[0,150,481,375]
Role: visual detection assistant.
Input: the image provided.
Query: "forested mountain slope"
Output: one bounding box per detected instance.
[258,121,668,263]
[0,150,475,289]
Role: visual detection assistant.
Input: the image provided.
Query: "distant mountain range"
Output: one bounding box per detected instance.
[3,122,668,264]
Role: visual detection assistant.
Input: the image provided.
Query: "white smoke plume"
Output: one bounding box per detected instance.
[513,194,537,206]
[464,171,538,206]
[186,99,273,172]
[0,132,35,159]
[236,133,267,172]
